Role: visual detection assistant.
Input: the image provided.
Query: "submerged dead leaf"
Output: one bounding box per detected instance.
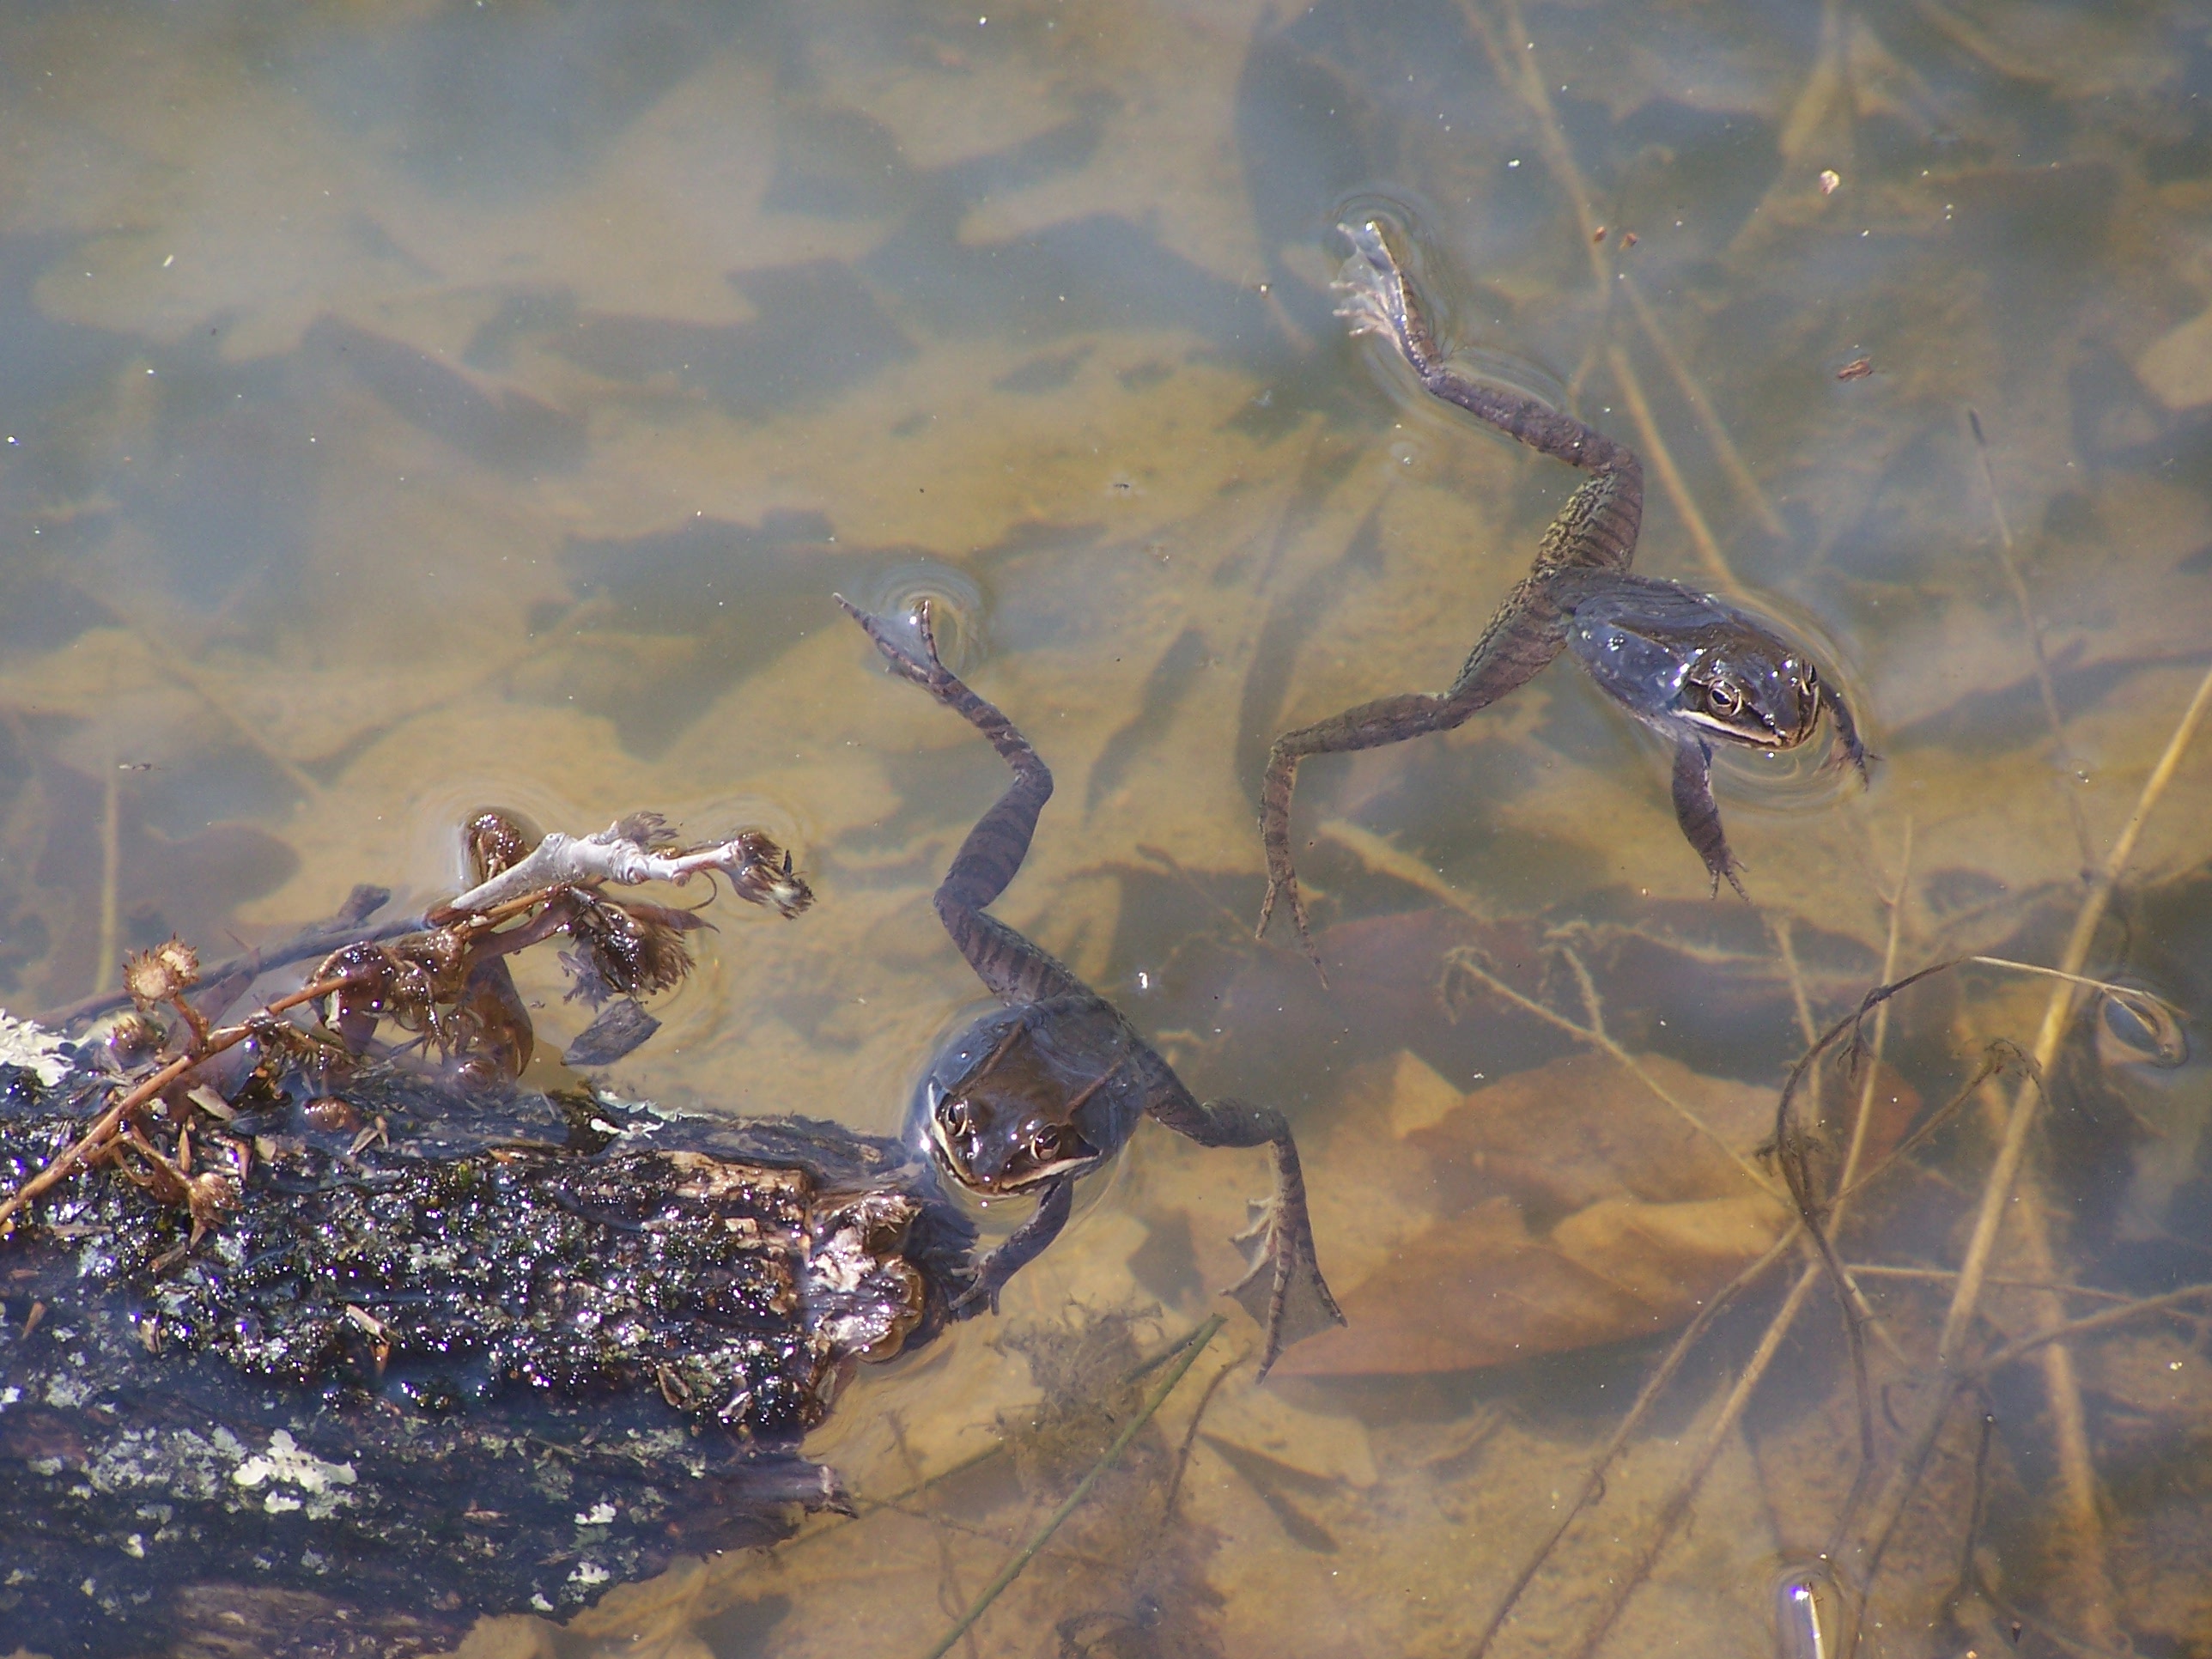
[1278,1049,1916,1378]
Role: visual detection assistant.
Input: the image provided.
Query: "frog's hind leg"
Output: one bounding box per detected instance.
[838,597,1089,1005]
[1139,1060,1344,1378]
[1670,733,1748,898]
[1334,218,1643,574]
[1257,579,1571,976]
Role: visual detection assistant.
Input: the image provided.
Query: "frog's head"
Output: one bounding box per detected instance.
[925,1020,1107,1195]
[1677,643,1824,752]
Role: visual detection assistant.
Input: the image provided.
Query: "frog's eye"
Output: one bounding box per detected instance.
[1025,1124,1064,1162]
[1802,663,1818,690]
[1705,681,1747,718]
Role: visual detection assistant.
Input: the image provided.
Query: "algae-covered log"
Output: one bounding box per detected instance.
[0,1042,973,1658]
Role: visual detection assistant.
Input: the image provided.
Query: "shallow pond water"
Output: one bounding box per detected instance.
[5,2,2212,1656]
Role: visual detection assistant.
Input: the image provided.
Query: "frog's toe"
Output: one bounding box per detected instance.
[947,1275,1000,1320]
[1225,1200,1346,1378]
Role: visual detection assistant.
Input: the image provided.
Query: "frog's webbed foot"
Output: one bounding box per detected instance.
[1146,1085,1344,1377]
[1334,219,1441,374]
[836,592,953,691]
[1671,734,1747,898]
[1226,1192,1346,1380]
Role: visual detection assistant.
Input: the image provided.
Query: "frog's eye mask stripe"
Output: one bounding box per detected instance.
[1675,659,1823,750]
[924,1048,1114,1195]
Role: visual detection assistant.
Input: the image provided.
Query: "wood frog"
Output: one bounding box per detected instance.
[1257,220,1868,971]
[839,597,1344,1376]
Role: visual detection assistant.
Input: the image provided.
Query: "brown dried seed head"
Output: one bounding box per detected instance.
[726,832,815,918]
[185,1169,241,1243]
[465,811,541,884]
[155,935,201,989]
[124,935,201,1008]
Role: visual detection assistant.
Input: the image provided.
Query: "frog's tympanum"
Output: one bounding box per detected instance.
[840,597,1343,1376]
[1258,220,1869,969]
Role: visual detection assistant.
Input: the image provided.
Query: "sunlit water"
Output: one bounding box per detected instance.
[4,3,2212,1656]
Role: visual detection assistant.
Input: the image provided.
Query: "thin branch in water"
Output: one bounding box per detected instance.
[1622,273,1787,538]
[1843,1265,2137,1305]
[1443,948,1784,1200]
[436,820,811,921]
[918,1315,1225,1659]
[1970,1281,2212,1377]
[1967,407,2090,870]
[1561,1260,1827,1659]
[1315,819,1488,921]
[1769,913,1822,1050]
[1607,342,1735,588]
[1466,1224,1802,1658]
[40,884,398,1031]
[1847,661,2212,1646]
[1461,0,1749,591]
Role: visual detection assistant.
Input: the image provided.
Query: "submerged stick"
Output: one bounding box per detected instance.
[1443,949,1784,1200]
[1845,659,2212,1646]
[917,1316,1225,1659]
[1466,1224,1802,1658]
[1557,836,1924,1659]
[1462,0,1755,589]
[1968,407,2090,868]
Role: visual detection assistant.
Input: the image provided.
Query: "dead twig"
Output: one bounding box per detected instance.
[1466,1223,1803,1658]
[1462,0,1749,591]
[0,973,357,1237]
[1843,660,2212,1646]
[434,819,810,921]
[1968,408,2091,870]
[918,1315,1225,1659]
[40,884,398,1031]
[1443,945,1784,1200]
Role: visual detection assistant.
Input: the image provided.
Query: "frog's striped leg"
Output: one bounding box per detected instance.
[1138,1056,1344,1378]
[837,597,1090,1006]
[1671,733,1748,899]
[1334,218,1643,575]
[1255,575,1572,975]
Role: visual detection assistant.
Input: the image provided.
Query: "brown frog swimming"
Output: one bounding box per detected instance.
[1257,220,1869,972]
[839,597,1343,1376]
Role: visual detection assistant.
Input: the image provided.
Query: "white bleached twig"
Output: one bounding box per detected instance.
[443,821,811,919]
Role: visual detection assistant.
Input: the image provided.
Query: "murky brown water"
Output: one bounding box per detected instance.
[6,2,2212,1655]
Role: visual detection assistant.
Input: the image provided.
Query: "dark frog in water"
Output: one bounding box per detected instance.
[1258,219,1869,970]
[839,597,1343,1376]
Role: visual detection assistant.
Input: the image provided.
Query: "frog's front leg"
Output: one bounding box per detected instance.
[1257,575,1572,975]
[950,1174,1075,1318]
[1670,734,1747,898]
[838,596,1089,1006]
[1821,679,1872,781]
[1139,1060,1344,1377]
